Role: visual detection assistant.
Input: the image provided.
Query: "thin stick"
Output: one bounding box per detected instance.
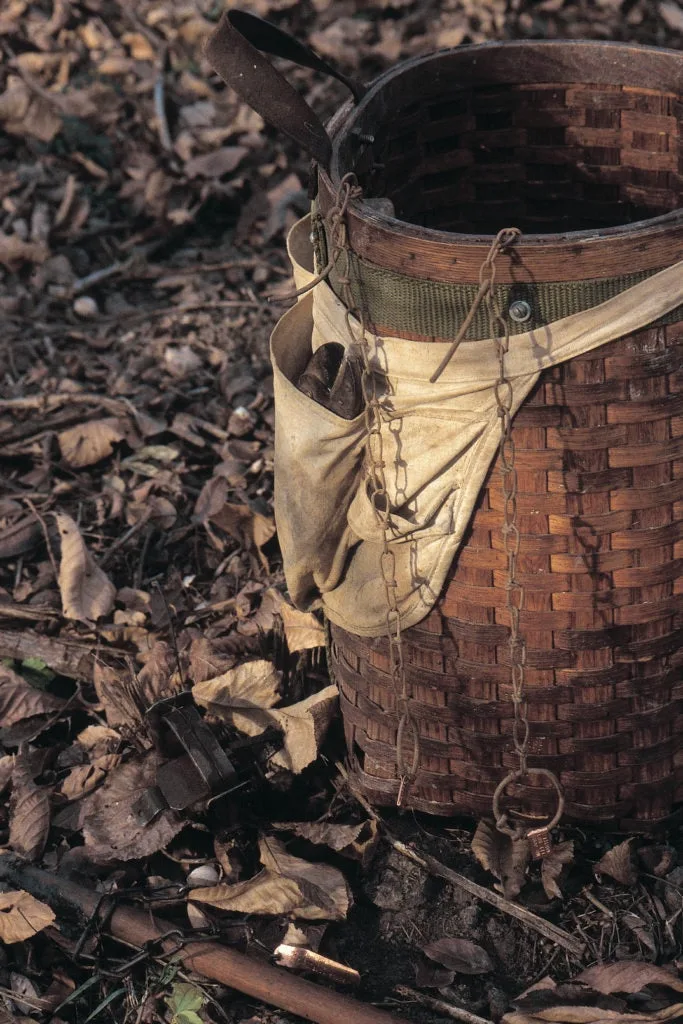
[341,769,584,959]
[99,511,151,569]
[395,986,493,1024]
[154,46,173,153]
[429,279,490,383]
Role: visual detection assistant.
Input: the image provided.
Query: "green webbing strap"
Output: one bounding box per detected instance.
[310,212,682,341]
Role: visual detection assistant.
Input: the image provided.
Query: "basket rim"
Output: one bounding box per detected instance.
[319,38,683,283]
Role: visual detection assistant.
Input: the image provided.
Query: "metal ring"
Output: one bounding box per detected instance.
[492,768,564,834]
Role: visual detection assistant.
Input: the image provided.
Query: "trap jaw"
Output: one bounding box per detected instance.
[133,692,279,825]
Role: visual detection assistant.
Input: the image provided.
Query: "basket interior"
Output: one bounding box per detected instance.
[339,50,683,235]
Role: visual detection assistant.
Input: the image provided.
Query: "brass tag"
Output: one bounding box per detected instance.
[527,826,552,860]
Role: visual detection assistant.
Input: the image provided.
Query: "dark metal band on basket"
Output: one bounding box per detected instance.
[311,212,683,341]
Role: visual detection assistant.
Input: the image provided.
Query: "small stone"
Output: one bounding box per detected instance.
[228,405,256,437]
[164,344,202,377]
[252,265,270,284]
[186,863,220,887]
[73,295,99,318]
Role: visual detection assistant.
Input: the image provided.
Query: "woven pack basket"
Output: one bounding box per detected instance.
[207,24,683,830]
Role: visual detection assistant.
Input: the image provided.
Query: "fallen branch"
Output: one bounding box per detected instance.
[0,856,402,1024]
[0,629,94,681]
[395,985,494,1024]
[341,769,584,959]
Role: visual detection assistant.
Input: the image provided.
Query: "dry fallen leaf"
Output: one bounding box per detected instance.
[0,891,55,944]
[0,230,49,270]
[185,146,248,179]
[595,839,638,886]
[82,754,183,861]
[471,819,530,900]
[137,640,180,706]
[259,836,351,920]
[192,659,281,731]
[59,764,106,802]
[541,840,574,900]
[274,820,379,864]
[270,686,338,774]
[190,870,305,916]
[577,962,683,995]
[193,837,351,921]
[9,774,51,862]
[422,936,494,975]
[201,500,276,569]
[55,512,116,623]
[58,418,126,468]
[279,603,325,653]
[0,665,64,727]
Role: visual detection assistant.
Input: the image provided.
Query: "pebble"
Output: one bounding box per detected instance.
[73,295,99,318]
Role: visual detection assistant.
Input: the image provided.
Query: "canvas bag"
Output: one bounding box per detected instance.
[272,215,683,638]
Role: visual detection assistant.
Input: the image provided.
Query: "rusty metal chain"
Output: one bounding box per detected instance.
[483,230,565,852]
[324,173,419,806]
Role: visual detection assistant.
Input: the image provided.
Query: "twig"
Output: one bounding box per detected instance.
[341,767,584,959]
[99,511,152,569]
[582,886,615,919]
[23,499,58,580]
[154,46,173,153]
[395,986,494,1024]
[0,603,60,622]
[0,629,94,681]
[72,257,135,295]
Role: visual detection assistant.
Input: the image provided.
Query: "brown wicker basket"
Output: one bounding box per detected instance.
[319,41,683,831]
[207,26,683,829]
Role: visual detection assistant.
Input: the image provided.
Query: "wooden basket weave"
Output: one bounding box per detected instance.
[318,41,683,830]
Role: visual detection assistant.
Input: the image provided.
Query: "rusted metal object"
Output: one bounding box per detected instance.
[133,693,277,824]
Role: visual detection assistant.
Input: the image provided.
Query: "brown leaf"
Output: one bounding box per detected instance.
[0,891,55,943]
[0,230,49,270]
[76,725,121,756]
[188,637,234,685]
[0,76,62,142]
[423,937,494,975]
[55,512,115,623]
[270,686,338,774]
[9,776,51,862]
[279,604,325,653]
[185,147,248,179]
[190,870,305,916]
[82,754,183,861]
[577,962,683,995]
[0,754,14,795]
[0,665,64,726]
[93,661,145,734]
[275,820,379,865]
[192,659,281,725]
[59,764,106,801]
[137,640,179,706]
[204,501,275,569]
[595,839,638,886]
[471,819,530,899]
[623,912,657,955]
[58,418,125,468]
[193,838,351,920]
[414,959,455,988]
[541,841,574,899]
[259,836,351,920]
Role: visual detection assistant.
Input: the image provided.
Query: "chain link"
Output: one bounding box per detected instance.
[483,229,565,840]
[324,174,419,806]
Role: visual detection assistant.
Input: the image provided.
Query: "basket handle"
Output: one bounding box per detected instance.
[204,10,366,170]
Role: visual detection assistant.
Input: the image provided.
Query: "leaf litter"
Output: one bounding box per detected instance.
[1,1,683,1023]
